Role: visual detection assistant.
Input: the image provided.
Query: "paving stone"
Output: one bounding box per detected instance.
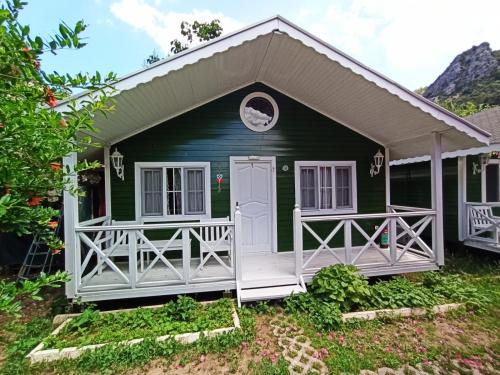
[269,315,328,375]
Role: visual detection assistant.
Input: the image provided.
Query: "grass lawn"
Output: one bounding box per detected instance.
[0,249,498,374]
[43,297,234,349]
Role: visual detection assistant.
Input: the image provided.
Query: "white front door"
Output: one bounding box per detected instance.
[230,157,277,253]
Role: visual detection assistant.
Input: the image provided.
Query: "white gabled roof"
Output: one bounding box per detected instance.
[58,16,490,160]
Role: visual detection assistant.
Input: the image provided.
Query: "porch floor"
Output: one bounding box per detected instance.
[464,239,500,254]
[82,247,437,291]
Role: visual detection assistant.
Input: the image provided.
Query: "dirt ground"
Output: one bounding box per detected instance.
[127,314,281,375]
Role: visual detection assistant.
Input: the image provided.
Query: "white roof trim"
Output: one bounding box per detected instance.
[390,143,500,166]
[57,15,490,147]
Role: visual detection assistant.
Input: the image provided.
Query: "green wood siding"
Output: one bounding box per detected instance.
[391,159,458,241]
[391,155,485,243]
[110,83,385,251]
[466,155,482,202]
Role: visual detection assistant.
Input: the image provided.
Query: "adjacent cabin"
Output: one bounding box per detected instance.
[392,106,500,254]
[59,16,490,305]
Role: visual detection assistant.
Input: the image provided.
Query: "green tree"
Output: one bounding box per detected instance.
[0,0,115,251]
[144,19,223,65]
[436,98,489,117]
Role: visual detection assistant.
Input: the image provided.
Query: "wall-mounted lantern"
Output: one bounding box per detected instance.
[110,148,124,180]
[369,150,384,177]
[472,153,490,175]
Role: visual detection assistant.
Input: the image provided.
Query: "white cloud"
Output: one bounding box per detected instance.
[303,0,500,88]
[110,0,243,55]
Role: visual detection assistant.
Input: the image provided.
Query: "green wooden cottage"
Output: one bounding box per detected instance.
[392,106,500,254]
[58,16,490,305]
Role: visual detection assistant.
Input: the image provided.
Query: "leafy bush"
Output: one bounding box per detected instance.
[422,272,490,309]
[0,271,69,315]
[362,277,440,310]
[285,292,342,332]
[310,265,370,312]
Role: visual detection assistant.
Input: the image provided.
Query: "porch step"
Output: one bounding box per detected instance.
[239,284,306,303]
[240,276,298,289]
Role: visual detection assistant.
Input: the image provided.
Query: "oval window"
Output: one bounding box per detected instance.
[240,92,279,132]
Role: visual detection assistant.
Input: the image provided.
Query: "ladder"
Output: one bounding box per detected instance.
[17,213,63,281]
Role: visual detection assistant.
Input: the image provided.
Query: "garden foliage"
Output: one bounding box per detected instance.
[43,297,235,348]
[0,0,115,250]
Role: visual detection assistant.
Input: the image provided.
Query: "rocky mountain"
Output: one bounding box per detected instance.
[423,42,500,106]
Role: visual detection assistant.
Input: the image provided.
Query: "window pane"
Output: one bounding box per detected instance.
[185,169,205,214]
[319,166,333,209]
[166,167,183,215]
[335,167,352,208]
[141,169,163,216]
[486,164,499,202]
[300,167,317,209]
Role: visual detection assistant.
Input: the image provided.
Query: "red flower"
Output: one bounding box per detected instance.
[50,162,62,171]
[59,119,67,128]
[47,96,57,107]
[48,221,58,230]
[28,196,44,206]
[46,88,57,107]
[51,248,62,255]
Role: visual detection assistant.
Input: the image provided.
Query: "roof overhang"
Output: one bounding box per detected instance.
[58,16,490,160]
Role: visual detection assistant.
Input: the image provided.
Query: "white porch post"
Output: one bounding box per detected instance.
[234,206,243,282]
[385,147,391,211]
[431,133,445,266]
[457,156,467,241]
[293,204,303,276]
[63,152,79,299]
[104,146,112,217]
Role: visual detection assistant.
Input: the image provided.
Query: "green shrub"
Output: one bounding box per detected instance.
[310,265,370,312]
[284,292,342,332]
[362,277,440,310]
[422,272,490,309]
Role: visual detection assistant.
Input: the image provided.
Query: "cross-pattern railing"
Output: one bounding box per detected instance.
[74,219,235,293]
[293,205,437,275]
[465,202,500,246]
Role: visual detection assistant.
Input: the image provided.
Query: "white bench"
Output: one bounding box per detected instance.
[199,217,232,268]
[468,205,500,245]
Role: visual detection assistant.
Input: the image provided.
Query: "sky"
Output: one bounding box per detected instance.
[17,0,500,90]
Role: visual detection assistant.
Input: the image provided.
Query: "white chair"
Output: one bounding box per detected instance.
[97,220,138,274]
[469,205,500,245]
[199,217,232,268]
[137,219,190,272]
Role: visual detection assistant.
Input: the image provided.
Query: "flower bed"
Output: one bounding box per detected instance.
[27,297,240,363]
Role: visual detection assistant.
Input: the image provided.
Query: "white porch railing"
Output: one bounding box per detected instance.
[74,218,235,293]
[465,202,500,246]
[293,205,437,276]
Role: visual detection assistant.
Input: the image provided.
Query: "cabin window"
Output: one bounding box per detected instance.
[295,161,357,215]
[240,92,279,132]
[135,162,211,220]
[483,161,500,202]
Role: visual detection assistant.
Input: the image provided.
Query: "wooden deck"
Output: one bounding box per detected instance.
[464,239,500,254]
[82,247,437,299]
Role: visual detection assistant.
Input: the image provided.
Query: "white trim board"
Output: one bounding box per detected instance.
[229,156,278,253]
[481,159,500,203]
[391,144,500,166]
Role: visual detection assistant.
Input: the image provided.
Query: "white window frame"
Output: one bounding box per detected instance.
[239,92,279,132]
[294,161,357,216]
[481,159,500,203]
[134,162,211,222]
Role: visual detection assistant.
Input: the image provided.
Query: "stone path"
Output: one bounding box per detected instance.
[270,315,328,375]
[360,351,500,375]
